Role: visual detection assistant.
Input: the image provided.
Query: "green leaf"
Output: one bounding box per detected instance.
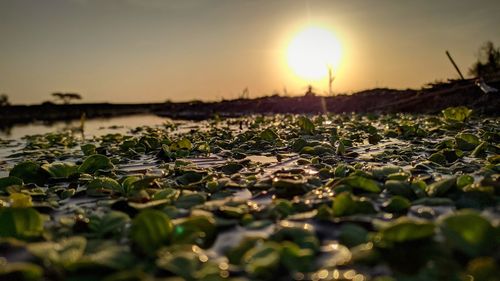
[120,176,141,195]
[336,140,346,155]
[271,225,320,253]
[379,219,435,242]
[442,148,461,163]
[219,205,247,218]
[471,141,488,158]
[156,251,200,279]
[0,176,23,194]
[9,193,33,207]
[86,177,121,197]
[382,196,411,214]
[81,143,97,156]
[243,242,281,279]
[177,137,193,150]
[41,162,78,179]
[84,242,136,270]
[429,152,447,165]
[27,236,86,267]
[339,223,369,247]
[440,210,497,257]
[368,133,383,144]
[130,209,173,256]
[442,106,472,122]
[384,180,414,199]
[280,241,314,273]
[465,257,499,281]
[0,207,44,240]
[175,192,206,209]
[426,177,457,197]
[226,236,261,265]
[172,215,216,248]
[88,211,130,238]
[128,177,160,191]
[455,133,480,151]
[175,170,205,185]
[332,192,376,217]
[372,166,402,180]
[333,192,355,217]
[457,175,474,189]
[334,164,352,177]
[0,262,44,281]
[272,177,309,197]
[290,138,308,152]
[270,199,293,219]
[259,128,279,142]
[342,176,381,193]
[297,116,315,135]
[78,154,114,174]
[310,144,334,155]
[219,162,244,175]
[9,161,49,186]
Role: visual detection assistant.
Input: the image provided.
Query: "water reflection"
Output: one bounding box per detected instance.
[0,114,169,140]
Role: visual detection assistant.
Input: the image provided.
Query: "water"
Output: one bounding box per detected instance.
[0,114,176,178]
[0,114,170,140]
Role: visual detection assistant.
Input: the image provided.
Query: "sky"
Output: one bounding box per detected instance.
[1,0,499,104]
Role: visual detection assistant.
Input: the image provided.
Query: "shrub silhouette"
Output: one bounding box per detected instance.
[0,94,9,106]
[52,92,82,104]
[469,41,500,78]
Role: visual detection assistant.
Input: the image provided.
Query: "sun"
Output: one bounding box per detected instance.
[286,26,342,81]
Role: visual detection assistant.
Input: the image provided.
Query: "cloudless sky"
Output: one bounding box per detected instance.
[1,0,499,104]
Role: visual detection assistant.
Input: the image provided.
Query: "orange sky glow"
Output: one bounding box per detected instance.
[1,0,499,104]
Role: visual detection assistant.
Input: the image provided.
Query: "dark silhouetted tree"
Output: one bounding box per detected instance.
[469,41,500,78]
[239,87,250,99]
[0,94,9,106]
[52,92,82,104]
[328,66,335,96]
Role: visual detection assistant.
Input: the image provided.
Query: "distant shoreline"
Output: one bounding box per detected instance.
[1,78,499,127]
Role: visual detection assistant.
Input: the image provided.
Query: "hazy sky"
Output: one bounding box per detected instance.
[1,0,499,104]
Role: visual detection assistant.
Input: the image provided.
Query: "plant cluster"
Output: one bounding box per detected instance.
[0,107,498,281]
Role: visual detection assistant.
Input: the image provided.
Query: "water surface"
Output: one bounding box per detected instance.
[0,114,170,140]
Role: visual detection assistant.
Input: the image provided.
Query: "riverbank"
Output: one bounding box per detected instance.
[1,78,499,127]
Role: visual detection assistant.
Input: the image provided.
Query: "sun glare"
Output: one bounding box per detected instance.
[286,26,342,81]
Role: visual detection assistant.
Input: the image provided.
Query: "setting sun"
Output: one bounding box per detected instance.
[286,26,342,81]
